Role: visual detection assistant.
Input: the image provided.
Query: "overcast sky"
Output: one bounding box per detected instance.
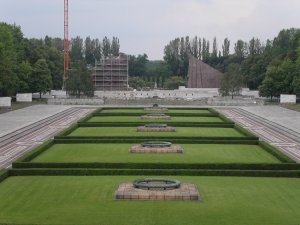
[1,0,300,60]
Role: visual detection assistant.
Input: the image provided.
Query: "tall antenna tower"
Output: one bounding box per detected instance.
[63,0,69,89]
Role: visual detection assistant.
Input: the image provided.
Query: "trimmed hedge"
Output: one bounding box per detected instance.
[259,141,296,163]
[77,122,235,128]
[8,168,300,178]
[77,109,99,123]
[14,139,55,163]
[100,107,211,111]
[0,170,9,184]
[53,139,259,144]
[234,124,257,138]
[55,123,78,137]
[12,162,300,170]
[93,113,219,117]
[55,136,259,140]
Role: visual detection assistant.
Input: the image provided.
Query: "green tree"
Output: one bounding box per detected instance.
[164,76,186,90]
[212,37,218,58]
[70,36,84,62]
[222,38,230,57]
[102,36,111,58]
[111,37,120,56]
[18,61,32,93]
[0,23,19,96]
[30,59,52,98]
[219,64,243,99]
[66,61,94,97]
[84,36,94,65]
[128,54,148,77]
[129,77,146,90]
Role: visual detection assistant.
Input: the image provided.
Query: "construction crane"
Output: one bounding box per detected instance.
[63,0,68,90]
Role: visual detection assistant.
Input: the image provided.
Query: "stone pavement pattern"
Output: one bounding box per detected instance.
[0,106,95,168]
[217,107,300,162]
[240,106,300,133]
[0,105,73,137]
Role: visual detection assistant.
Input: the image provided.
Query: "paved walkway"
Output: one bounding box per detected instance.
[0,105,73,137]
[217,107,300,162]
[240,106,300,134]
[0,106,95,169]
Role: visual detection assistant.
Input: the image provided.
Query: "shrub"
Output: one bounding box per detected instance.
[0,170,9,183]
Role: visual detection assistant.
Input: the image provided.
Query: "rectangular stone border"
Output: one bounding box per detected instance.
[114,183,200,201]
[129,144,183,153]
[136,126,176,132]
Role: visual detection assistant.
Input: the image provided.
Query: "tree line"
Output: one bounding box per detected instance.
[0,22,121,97]
[163,29,300,98]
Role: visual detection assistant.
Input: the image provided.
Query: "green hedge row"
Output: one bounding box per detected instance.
[234,124,257,138]
[56,123,78,137]
[100,107,211,111]
[8,168,300,178]
[259,141,296,163]
[12,162,300,170]
[53,139,259,144]
[0,170,9,184]
[14,139,55,163]
[93,113,219,117]
[77,122,235,128]
[77,109,99,123]
[55,136,259,140]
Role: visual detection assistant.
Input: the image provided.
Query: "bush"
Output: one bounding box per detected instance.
[0,170,9,183]
[77,122,234,128]
[54,136,258,141]
[259,141,295,163]
[234,124,257,138]
[93,113,219,117]
[8,168,300,178]
[53,139,259,144]
[12,162,300,170]
[15,140,55,162]
[55,123,78,137]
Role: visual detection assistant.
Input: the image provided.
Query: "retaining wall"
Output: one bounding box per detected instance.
[16,93,32,102]
[0,97,11,107]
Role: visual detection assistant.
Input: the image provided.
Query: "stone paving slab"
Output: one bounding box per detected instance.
[0,105,73,137]
[240,106,300,134]
[0,107,95,169]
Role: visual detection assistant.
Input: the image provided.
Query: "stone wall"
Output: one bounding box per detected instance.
[95,88,259,100]
[48,98,104,105]
[16,93,32,102]
[280,94,296,104]
[0,97,11,107]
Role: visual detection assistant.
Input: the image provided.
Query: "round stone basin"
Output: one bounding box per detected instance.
[133,178,181,190]
[141,141,172,148]
[145,123,167,128]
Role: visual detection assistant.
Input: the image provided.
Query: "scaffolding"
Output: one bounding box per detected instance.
[92,53,129,91]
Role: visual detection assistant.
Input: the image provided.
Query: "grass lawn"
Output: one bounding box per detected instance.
[100,108,212,114]
[0,176,299,225]
[31,143,280,164]
[281,104,300,112]
[68,127,245,137]
[87,116,224,123]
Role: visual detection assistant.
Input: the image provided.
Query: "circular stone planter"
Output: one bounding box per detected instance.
[133,178,181,190]
[141,141,172,148]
